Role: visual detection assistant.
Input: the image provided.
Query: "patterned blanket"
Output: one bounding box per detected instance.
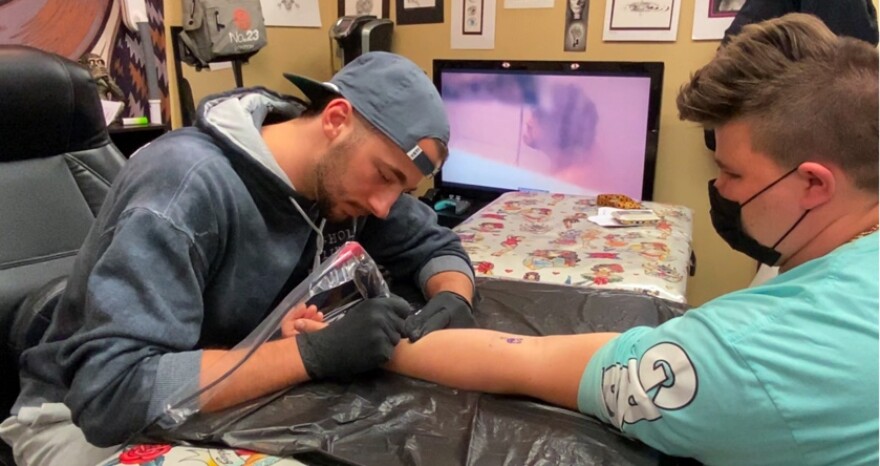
[454,192,693,302]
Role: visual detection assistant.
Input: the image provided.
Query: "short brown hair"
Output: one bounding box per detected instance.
[677,13,879,191]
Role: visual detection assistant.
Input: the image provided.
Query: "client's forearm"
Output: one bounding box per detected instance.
[386,329,619,410]
[388,329,538,394]
[199,338,310,412]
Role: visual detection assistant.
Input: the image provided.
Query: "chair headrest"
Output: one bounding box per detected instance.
[0,45,113,162]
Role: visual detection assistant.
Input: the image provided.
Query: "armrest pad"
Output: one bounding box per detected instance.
[8,276,66,358]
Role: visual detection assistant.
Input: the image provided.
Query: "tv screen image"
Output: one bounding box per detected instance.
[434,61,663,201]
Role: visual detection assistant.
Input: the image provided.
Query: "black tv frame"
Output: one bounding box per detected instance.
[432,59,664,202]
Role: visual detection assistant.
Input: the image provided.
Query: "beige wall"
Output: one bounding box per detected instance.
[164,0,763,305]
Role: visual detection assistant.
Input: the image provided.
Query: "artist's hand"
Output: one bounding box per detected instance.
[404,291,476,342]
[295,296,411,380]
[281,303,324,338]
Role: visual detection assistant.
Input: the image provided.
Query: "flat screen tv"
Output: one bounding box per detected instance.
[433,59,663,201]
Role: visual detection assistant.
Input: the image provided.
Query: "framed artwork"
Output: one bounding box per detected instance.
[396,0,444,24]
[609,0,674,30]
[692,0,741,39]
[338,0,390,18]
[451,0,496,49]
[603,0,680,41]
[462,0,485,35]
[261,0,322,27]
[564,0,589,51]
[708,0,744,18]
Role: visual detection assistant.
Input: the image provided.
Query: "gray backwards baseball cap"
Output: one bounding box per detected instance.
[284,52,449,177]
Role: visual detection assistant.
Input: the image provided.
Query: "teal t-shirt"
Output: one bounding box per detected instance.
[578,233,879,466]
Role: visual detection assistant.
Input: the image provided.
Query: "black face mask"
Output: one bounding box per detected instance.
[708,167,810,266]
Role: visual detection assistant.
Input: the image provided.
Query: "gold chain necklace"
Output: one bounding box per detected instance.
[849,224,879,244]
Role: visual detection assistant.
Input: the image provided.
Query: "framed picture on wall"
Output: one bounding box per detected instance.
[692,0,741,39]
[708,0,744,18]
[609,0,674,30]
[462,0,485,34]
[602,0,681,41]
[396,0,444,25]
[338,0,390,18]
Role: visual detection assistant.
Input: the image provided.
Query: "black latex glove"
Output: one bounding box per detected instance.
[295,296,411,380]
[404,291,476,342]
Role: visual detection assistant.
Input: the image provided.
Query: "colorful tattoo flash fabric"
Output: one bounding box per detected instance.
[101,444,306,466]
[454,192,693,302]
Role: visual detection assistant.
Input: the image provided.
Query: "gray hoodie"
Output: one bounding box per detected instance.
[13,88,473,447]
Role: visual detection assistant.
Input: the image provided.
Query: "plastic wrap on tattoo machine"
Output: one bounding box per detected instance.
[158,242,389,427]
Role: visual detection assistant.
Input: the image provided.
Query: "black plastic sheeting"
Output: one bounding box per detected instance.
[147,278,693,466]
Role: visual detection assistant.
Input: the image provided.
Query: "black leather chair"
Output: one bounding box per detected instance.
[0,45,127,464]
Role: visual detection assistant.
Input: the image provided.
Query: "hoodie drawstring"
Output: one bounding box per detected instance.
[289,198,326,271]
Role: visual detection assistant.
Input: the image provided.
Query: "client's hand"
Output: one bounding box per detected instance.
[404,291,476,342]
[281,303,324,338]
[295,296,411,380]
